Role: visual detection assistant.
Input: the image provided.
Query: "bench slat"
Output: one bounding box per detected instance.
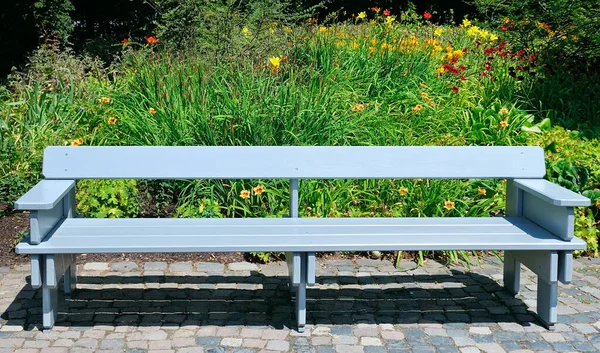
[16,217,586,254]
[43,146,545,179]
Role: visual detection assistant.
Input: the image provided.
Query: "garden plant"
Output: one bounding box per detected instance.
[1,2,599,264]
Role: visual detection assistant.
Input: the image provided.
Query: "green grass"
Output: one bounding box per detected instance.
[1,11,598,260]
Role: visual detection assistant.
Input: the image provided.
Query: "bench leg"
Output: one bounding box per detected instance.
[503,251,520,295]
[295,253,307,333]
[64,254,77,296]
[506,250,559,328]
[42,282,58,329]
[537,278,558,328]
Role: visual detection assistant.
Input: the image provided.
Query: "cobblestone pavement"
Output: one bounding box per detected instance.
[1,256,600,353]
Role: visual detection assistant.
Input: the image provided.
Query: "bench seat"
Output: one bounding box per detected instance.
[16,217,585,254]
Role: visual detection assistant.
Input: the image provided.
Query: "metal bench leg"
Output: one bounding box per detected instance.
[64,254,77,296]
[503,251,520,295]
[295,253,307,333]
[42,280,58,329]
[537,278,558,328]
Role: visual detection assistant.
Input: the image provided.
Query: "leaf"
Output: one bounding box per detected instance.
[538,118,552,131]
[521,126,541,133]
[545,141,558,153]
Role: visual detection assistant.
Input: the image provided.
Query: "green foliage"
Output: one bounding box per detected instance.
[150,0,318,58]
[176,198,223,218]
[575,208,599,257]
[459,103,532,145]
[2,5,599,258]
[76,180,139,218]
[33,0,75,44]
[471,0,600,68]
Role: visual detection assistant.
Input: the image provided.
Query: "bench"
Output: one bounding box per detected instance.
[15,146,589,332]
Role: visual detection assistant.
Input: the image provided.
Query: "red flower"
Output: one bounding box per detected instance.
[516,65,523,71]
[371,6,379,12]
[484,48,494,55]
[481,71,488,77]
[500,25,509,31]
[517,49,525,56]
[121,38,129,44]
[443,64,459,75]
[145,36,158,45]
[460,75,466,81]
[485,62,492,70]
[451,86,459,93]
[529,54,538,61]
[499,42,507,49]
[423,11,432,20]
[459,65,466,71]
[383,9,391,16]
[499,51,508,58]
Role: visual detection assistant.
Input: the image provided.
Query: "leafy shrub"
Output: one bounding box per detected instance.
[33,0,75,44]
[176,198,223,218]
[472,0,600,69]
[76,180,139,218]
[152,0,317,58]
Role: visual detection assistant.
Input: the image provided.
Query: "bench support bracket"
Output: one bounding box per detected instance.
[504,250,559,327]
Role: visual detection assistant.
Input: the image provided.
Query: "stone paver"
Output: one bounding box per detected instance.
[1,257,600,352]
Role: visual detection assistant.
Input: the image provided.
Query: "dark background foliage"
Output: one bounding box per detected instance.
[0,0,476,79]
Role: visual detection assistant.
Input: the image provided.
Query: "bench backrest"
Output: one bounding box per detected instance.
[43,146,545,180]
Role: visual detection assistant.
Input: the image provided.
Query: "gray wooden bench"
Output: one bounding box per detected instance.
[15,146,589,331]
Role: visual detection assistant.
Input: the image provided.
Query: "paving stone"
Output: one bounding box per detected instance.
[330,326,352,336]
[469,327,491,335]
[170,262,194,273]
[109,262,138,272]
[83,263,108,271]
[176,348,205,353]
[317,346,335,353]
[243,339,266,348]
[265,340,289,351]
[228,262,258,271]
[196,337,221,346]
[196,263,225,272]
[381,331,404,340]
[99,339,125,350]
[144,262,168,271]
[334,345,364,353]
[221,338,242,347]
[360,337,383,346]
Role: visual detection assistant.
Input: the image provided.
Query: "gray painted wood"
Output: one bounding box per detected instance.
[30,255,42,289]
[509,250,559,326]
[289,179,299,218]
[45,254,73,288]
[307,252,316,286]
[295,252,307,333]
[558,251,573,284]
[16,217,586,254]
[514,179,590,206]
[64,254,77,295]
[523,192,575,241]
[505,180,523,217]
[42,282,58,329]
[510,251,558,283]
[503,251,520,295]
[287,252,301,286]
[537,278,558,326]
[43,146,546,179]
[15,180,75,210]
[29,206,65,245]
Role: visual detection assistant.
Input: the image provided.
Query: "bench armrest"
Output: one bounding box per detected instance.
[513,179,590,207]
[15,180,75,211]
